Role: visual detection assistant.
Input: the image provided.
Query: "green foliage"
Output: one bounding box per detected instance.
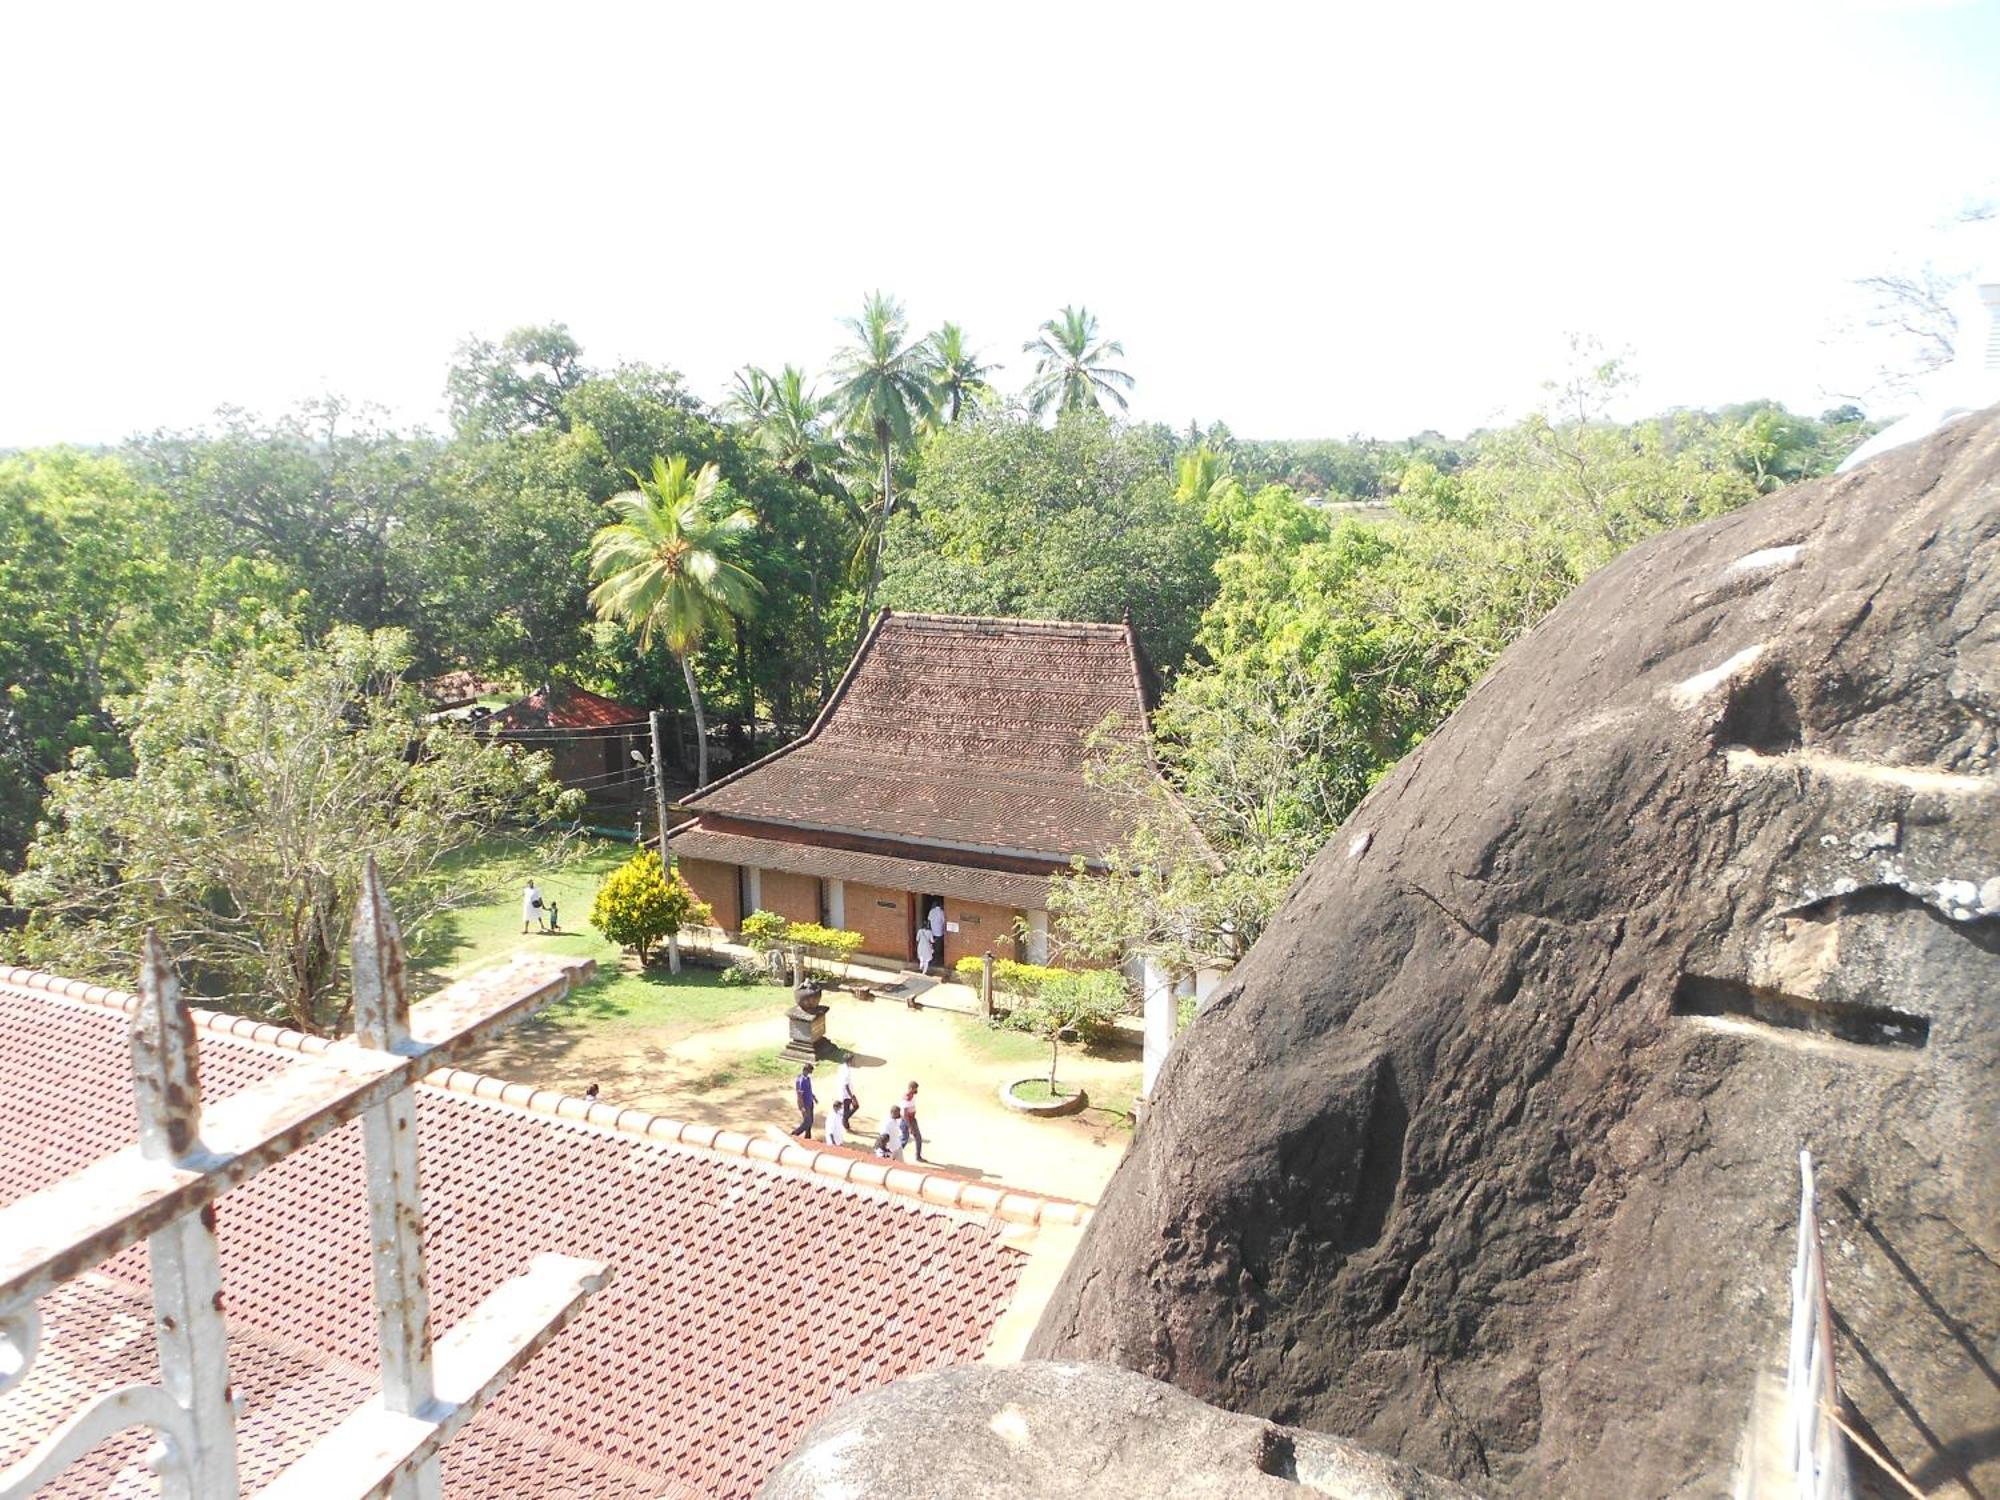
[739,909,789,949]
[878,416,1218,672]
[1022,306,1133,420]
[954,954,1069,999]
[10,622,582,1034]
[782,921,864,975]
[998,968,1129,1087]
[589,850,711,967]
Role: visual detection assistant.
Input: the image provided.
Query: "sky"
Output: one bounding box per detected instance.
[3,0,1997,448]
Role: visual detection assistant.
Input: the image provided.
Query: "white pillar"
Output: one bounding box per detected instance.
[744,865,762,914]
[1140,955,1176,1099]
[825,878,845,929]
[1024,909,1050,965]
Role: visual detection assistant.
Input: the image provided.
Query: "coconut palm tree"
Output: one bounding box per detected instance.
[1023,306,1134,420]
[722,365,777,428]
[588,455,762,789]
[829,291,935,625]
[921,323,1000,425]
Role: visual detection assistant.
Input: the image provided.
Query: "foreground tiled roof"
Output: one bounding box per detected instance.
[0,973,1032,1499]
[668,825,1059,910]
[485,681,646,731]
[681,612,1155,862]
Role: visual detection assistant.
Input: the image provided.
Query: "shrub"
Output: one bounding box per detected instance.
[720,951,769,987]
[1001,968,1129,1088]
[589,850,711,966]
[784,921,864,977]
[739,909,788,951]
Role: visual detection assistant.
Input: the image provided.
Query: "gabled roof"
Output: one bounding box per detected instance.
[680,612,1155,864]
[0,969,1062,1499]
[485,682,646,731]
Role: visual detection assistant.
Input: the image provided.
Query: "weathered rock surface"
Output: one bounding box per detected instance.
[1031,409,2000,1497]
[758,1361,1477,1499]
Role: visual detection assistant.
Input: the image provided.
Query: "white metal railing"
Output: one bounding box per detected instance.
[1787,1150,1853,1500]
[0,859,610,1499]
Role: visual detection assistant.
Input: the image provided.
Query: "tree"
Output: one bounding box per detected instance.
[446,324,589,438]
[829,292,935,626]
[1022,306,1134,420]
[921,323,999,425]
[590,849,710,971]
[587,455,763,788]
[1002,968,1128,1091]
[876,417,1218,673]
[9,623,581,1034]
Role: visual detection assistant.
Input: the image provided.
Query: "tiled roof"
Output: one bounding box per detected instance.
[0,974,1034,1499]
[485,681,646,731]
[667,825,1059,910]
[681,612,1155,861]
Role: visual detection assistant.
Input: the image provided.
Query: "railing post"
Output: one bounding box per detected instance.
[134,930,239,1499]
[351,859,441,1500]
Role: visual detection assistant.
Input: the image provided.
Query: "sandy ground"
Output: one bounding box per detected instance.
[467,982,1142,1206]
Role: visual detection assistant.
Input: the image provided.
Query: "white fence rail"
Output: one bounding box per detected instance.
[1787,1150,1853,1500]
[0,860,608,1499]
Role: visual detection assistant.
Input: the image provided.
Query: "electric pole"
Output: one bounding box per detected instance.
[648,710,673,853]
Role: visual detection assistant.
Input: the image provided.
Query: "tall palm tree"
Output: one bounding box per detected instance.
[1023,306,1134,420]
[761,365,845,486]
[829,291,935,626]
[588,455,762,790]
[921,323,1000,425]
[723,366,777,427]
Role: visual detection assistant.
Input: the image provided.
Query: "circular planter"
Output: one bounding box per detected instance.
[999,1078,1088,1117]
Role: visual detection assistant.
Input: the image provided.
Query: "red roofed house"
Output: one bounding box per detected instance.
[668,612,1158,971]
[0,963,1082,1498]
[481,681,650,796]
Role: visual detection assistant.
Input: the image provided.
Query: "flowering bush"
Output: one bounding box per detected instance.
[589,850,710,966]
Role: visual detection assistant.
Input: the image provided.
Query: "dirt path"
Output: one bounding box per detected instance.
[468,990,1142,1205]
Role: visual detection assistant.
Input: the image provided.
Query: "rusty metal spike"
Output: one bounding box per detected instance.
[351,856,410,1051]
[133,929,202,1163]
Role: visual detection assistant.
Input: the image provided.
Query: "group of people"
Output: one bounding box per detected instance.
[791,1062,926,1161]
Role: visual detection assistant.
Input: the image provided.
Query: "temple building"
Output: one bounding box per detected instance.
[670,611,1158,970]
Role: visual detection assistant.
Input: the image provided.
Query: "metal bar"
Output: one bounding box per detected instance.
[254,1254,609,1500]
[0,952,592,1311]
[352,861,439,1500]
[134,932,239,1499]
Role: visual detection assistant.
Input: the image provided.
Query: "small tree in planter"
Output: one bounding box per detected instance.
[1004,968,1128,1092]
[590,850,711,971]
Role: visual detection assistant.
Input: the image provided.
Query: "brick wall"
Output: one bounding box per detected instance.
[846,883,910,963]
[935,899,1021,970]
[676,857,740,934]
[760,868,820,927]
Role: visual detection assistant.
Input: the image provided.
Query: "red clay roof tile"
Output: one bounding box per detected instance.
[0,980,1026,1499]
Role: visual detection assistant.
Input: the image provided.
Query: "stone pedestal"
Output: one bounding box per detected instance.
[783,984,828,1061]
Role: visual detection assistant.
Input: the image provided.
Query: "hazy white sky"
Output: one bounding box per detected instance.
[3,0,1996,447]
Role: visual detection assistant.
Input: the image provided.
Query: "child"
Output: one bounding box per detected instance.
[546,898,561,933]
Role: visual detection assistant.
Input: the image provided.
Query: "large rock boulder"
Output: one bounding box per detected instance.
[1030,410,2000,1497]
[759,1361,1477,1499]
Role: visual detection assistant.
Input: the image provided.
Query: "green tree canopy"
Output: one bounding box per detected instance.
[10,622,580,1033]
[877,416,1217,671]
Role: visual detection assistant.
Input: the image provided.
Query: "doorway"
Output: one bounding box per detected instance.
[914,894,944,974]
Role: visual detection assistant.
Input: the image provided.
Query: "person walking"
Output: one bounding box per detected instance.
[826,1060,858,1147]
[791,1063,816,1138]
[915,924,934,977]
[900,1080,925,1162]
[521,880,546,934]
[927,901,947,964]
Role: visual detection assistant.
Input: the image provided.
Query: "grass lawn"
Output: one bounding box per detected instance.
[421,834,791,1043]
